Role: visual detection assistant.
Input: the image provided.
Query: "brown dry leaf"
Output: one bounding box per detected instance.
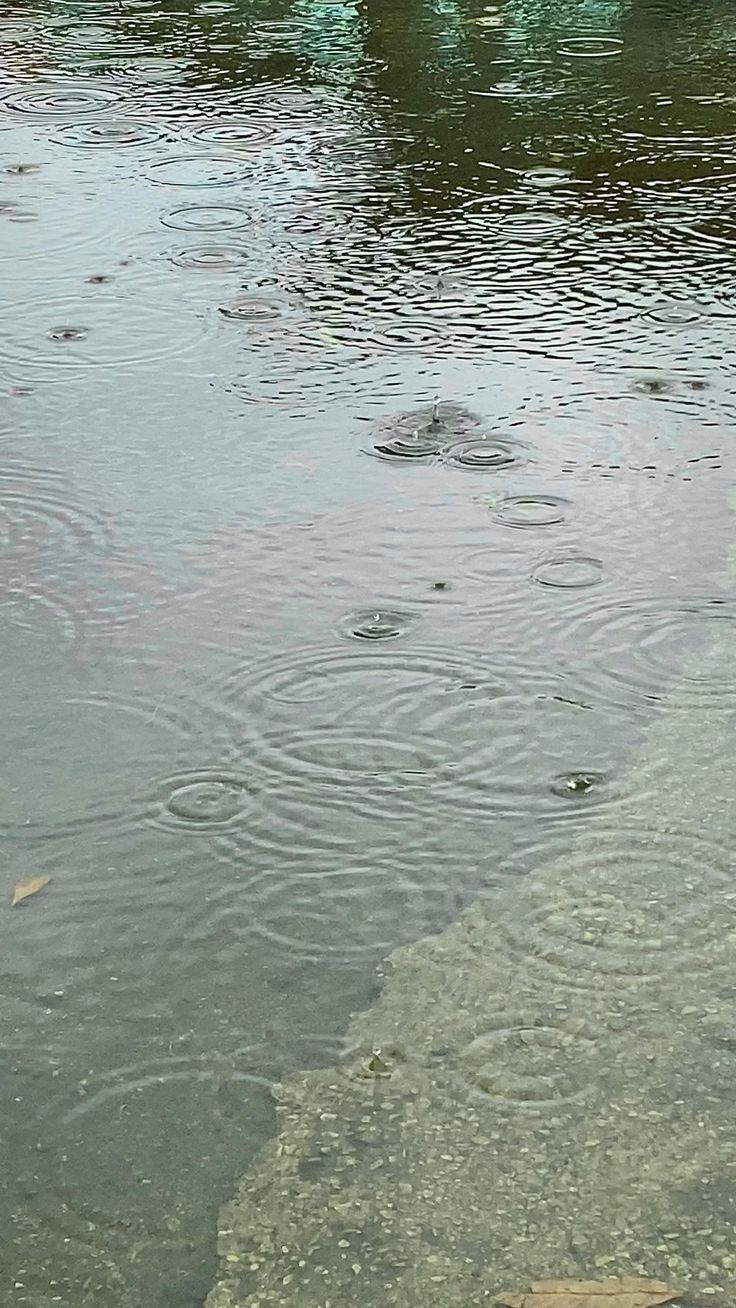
[497,1277,682,1308]
[12,874,51,906]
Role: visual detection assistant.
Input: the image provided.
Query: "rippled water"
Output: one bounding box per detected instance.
[2,0,736,1304]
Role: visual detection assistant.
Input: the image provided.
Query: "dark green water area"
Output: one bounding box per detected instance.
[1,0,736,1303]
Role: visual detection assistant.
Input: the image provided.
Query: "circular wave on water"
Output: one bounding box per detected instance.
[643,300,704,325]
[246,856,457,965]
[210,641,508,714]
[0,460,113,555]
[218,294,283,322]
[0,189,131,264]
[521,166,573,189]
[51,118,164,148]
[556,34,624,58]
[187,120,272,149]
[0,690,200,841]
[24,1031,273,1245]
[1,82,119,116]
[367,429,444,464]
[441,435,529,473]
[0,292,208,382]
[455,542,543,597]
[497,825,736,997]
[44,18,149,57]
[170,244,250,272]
[114,54,195,85]
[2,588,83,644]
[59,1052,271,1126]
[232,726,444,826]
[160,204,252,232]
[300,307,452,357]
[146,155,252,187]
[559,595,736,711]
[205,640,558,833]
[363,319,449,353]
[532,555,604,589]
[491,494,570,529]
[149,769,253,834]
[455,1008,596,1110]
[460,198,570,242]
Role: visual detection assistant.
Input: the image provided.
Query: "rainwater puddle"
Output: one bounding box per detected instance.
[3,1,736,1305]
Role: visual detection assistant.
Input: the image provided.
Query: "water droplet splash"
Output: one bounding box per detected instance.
[47,325,89,343]
[338,608,416,641]
[645,301,703,325]
[550,771,607,799]
[370,428,444,463]
[366,402,481,463]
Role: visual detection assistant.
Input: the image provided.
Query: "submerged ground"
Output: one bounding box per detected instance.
[207,607,736,1305]
[1,0,736,1304]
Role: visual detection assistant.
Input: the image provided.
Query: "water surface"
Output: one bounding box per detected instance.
[2,0,736,1303]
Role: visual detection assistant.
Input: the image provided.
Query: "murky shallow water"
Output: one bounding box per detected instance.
[1,0,736,1303]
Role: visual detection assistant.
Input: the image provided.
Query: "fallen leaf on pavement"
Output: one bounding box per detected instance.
[12,875,51,906]
[497,1277,681,1308]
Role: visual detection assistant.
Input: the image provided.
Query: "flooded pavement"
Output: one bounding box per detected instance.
[1,0,736,1304]
[209,621,736,1307]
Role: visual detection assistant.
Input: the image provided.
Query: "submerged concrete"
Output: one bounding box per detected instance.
[207,624,736,1308]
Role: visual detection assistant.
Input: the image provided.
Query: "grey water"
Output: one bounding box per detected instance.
[1,0,736,1303]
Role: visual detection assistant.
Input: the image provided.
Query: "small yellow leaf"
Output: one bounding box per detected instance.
[497,1277,682,1308]
[12,875,51,906]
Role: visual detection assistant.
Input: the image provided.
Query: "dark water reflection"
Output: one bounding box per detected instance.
[1,0,736,1303]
